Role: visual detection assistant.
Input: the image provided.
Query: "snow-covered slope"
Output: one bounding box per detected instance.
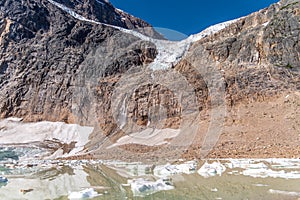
[47,0,240,71]
[0,118,94,158]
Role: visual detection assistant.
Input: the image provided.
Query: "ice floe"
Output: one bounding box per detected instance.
[224,159,268,169]
[269,189,300,197]
[68,188,100,199]
[253,183,269,187]
[0,177,8,183]
[222,159,300,179]
[128,178,174,197]
[153,161,197,178]
[264,158,300,169]
[198,161,226,178]
[242,168,300,179]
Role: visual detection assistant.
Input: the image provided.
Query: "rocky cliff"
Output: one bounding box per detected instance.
[0,0,157,122]
[0,0,299,161]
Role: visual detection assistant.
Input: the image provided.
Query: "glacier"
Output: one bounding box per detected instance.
[47,0,241,71]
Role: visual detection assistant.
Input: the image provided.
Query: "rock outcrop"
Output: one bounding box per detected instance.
[0,0,299,160]
[0,0,157,123]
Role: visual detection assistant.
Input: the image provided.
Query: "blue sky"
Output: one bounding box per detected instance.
[110,0,279,37]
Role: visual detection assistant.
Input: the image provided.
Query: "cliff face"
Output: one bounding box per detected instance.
[188,0,300,105]
[177,0,300,159]
[50,0,162,38]
[0,0,157,123]
[0,0,299,160]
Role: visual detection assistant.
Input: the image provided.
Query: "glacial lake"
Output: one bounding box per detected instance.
[1,148,300,200]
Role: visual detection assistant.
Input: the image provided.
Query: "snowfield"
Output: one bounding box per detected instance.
[0,118,94,158]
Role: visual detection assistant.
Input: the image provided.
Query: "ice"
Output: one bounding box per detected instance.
[68,188,99,199]
[253,184,269,187]
[115,8,125,13]
[153,161,197,178]
[47,0,241,71]
[262,22,269,26]
[147,19,241,70]
[269,189,300,197]
[0,177,8,183]
[0,118,94,158]
[264,158,300,169]
[218,159,300,179]
[242,168,300,179]
[5,117,23,122]
[128,178,174,197]
[198,161,226,178]
[223,158,300,170]
[224,159,268,169]
[185,19,239,43]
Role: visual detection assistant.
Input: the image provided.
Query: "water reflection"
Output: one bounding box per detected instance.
[0,160,299,200]
[0,182,7,189]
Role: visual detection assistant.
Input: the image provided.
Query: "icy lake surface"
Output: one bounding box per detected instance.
[1,149,300,200]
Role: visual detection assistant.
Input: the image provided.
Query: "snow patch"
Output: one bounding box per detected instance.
[107,128,180,148]
[262,21,269,27]
[95,0,105,6]
[115,8,125,13]
[186,19,239,43]
[5,117,23,122]
[0,118,94,158]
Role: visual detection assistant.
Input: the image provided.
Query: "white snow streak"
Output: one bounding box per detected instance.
[47,0,240,71]
[95,0,105,6]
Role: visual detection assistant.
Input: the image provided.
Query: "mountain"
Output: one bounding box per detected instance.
[0,0,299,161]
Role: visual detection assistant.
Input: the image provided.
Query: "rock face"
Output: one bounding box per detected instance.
[189,0,300,106]
[0,0,299,160]
[50,0,162,38]
[0,0,157,123]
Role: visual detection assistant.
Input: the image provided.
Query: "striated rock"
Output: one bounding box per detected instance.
[52,0,163,38]
[0,0,157,123]
[188,0,300,106]
[0,0,299,160]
